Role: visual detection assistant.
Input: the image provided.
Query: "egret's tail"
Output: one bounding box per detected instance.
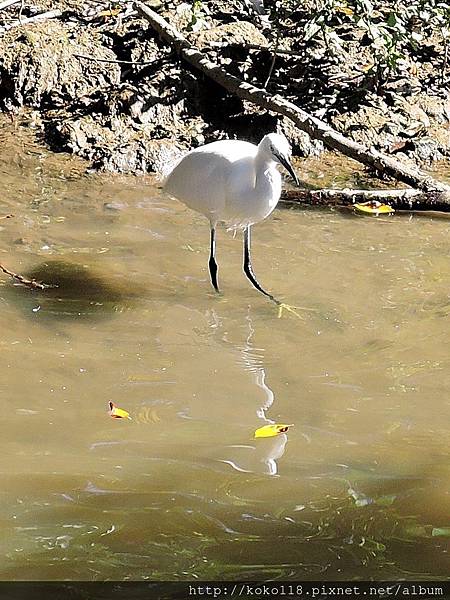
[156,147,187,185]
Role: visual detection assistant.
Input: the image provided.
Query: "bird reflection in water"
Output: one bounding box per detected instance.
[216,310,288,476]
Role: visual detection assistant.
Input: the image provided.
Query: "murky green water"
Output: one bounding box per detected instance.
[1,119,449,581]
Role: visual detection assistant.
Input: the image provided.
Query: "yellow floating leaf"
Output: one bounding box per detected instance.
[254,423,293,438]
[108,401,132,420]
[354,201,395,216]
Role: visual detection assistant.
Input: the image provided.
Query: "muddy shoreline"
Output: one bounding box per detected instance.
[1,1,449,175]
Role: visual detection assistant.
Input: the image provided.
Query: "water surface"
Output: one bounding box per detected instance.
[0,119,449,581]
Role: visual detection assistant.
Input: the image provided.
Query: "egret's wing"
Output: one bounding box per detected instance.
[163,140,259,223]
[164,151,230,221]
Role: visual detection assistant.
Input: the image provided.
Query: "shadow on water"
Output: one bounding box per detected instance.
[6,260,140,321]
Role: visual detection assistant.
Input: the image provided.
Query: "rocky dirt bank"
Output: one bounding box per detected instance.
[0,0,449,175]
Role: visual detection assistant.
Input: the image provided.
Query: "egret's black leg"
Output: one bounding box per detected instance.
[243,226,280,305]
[209,226,219,292]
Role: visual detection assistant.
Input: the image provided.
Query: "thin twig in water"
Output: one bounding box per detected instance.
[73,53,154,66]
[0,263,51,290]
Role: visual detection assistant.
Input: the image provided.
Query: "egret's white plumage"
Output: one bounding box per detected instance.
[163,132,298,304]
[164,133,292,230]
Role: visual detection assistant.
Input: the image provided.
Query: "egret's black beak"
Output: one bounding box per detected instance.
[275,153,299,186]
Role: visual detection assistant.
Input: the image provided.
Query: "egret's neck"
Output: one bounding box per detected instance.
[254,151,276,188]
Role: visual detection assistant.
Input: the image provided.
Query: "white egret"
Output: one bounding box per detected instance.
[164,132,299,311]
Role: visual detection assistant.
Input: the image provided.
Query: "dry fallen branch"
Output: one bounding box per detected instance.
[134,1,450,202]
[280,188,450,212]
[0,0,20,11]
[0,263,51,289]
[2,8,62,31]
